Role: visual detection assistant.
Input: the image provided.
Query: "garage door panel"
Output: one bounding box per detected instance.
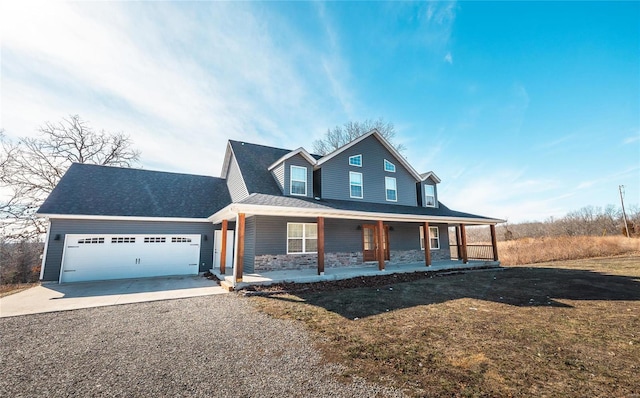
[60,234,201,283]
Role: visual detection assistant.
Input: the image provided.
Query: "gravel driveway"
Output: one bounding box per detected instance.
[1,294,405,397]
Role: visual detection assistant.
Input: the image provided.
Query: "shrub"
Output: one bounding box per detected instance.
[0,240,43,284]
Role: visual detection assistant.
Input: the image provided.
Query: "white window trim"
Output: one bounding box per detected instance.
[384,159,396,173]
[425,184,436,207]
[385,176,397,202]
[286,223,318,254]
[420,226,440,250]
[349,171,363,199]
[289,165,307,196]
[348,154,362,167]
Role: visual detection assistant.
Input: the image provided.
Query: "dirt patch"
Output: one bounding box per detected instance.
[239,265,499,296]
[251,255,640,397]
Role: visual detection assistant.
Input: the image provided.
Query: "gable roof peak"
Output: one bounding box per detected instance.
[420,171,442,183]
[267,147,318,170]
[315,128,422,181]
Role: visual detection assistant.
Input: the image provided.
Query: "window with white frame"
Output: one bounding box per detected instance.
[385,177,397,201]
[349,171,363,198]
[290,165,307,196]
[287,223,318,254]
[425,184,436,207]
[349,154,362,167]
[384,159,396,172]
[420,226,440,250]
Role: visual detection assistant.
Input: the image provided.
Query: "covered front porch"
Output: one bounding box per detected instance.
[208,197,504,289]
[212,258,500,289]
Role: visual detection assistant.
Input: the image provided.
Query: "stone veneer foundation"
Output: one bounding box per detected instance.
[253,249,450,272]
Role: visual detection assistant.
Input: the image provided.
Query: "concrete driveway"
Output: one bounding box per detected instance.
[0,275,227,317]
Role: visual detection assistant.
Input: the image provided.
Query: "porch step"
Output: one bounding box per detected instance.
[220,280,235,292]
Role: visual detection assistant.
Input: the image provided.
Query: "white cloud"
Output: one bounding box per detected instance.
[0,2,353,175]
[624,134,639,145]
[444,52,453,64]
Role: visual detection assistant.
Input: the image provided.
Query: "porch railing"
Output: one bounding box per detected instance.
[450,245,495,261]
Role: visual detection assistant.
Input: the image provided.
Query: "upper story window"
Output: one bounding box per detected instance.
[420,226,440,250]
[348,154,362,167]
[287,223,317,254]
[385,177,397,201]
[349,171,363,199]
[290,165,307,196]
[384,159,396,172]
[425,184,436,207]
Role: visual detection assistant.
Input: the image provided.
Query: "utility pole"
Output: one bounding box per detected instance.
[619,185,630,238]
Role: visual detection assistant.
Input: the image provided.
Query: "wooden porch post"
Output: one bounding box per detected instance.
[423,222,431,266]
[490,224,499,261]
[234,213,245,283]
[455,226,462,260]
[220,219,228,274]
[317,217,325,275]
[377,220,385,271]
[460,223,468,264]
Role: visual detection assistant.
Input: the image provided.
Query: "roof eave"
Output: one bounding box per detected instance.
[36,213,211,223]
[208,202,504,225]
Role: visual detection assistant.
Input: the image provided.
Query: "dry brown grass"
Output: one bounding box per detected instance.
[0,282,39,297]
[251,255,640,397]
[498,235,639,266]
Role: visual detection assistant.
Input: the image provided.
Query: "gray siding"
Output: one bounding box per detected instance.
[42,219,214,281]
[254,215,306,255]
[283,154,314,198]
[325,219,362,252]
[252,215,448,257]
[226,155,249,202]
[319,135,418,206]
[243,216,256,273]
[271,162,285,194]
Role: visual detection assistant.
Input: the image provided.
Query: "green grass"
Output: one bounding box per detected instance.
[251,255,640,397]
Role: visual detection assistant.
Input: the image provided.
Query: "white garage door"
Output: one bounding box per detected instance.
[60,234,201,283]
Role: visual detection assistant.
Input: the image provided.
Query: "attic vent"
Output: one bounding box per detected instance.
[78,237,104,244]
[112,237,136,243]
[144,237,166,243]
[171,237,192,243]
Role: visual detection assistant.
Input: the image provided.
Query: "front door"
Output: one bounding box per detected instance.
[362,224,390,262]
[214,230,234,269]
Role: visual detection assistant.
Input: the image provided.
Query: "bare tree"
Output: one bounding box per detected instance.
[312,118,406,155]
[0,115,140,239]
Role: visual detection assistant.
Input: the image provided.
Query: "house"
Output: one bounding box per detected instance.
[37,129,503,284]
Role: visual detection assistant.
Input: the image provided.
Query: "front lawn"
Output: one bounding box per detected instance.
[250,255,640,397]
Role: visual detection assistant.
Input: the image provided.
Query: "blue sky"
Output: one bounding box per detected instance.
[1,1,638,222]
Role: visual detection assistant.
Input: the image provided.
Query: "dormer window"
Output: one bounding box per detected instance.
[384,159,396,172]
[349,154,362,167]
[290,165,307,196]
[425,184,436,207]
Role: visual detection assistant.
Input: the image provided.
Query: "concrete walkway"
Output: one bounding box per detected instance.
[0,275,227,318]
[213,259,500,289]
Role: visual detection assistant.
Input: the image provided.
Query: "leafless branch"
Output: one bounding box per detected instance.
[312,118,405,155]
[1,115,141,240]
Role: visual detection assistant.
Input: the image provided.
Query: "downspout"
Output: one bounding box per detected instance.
[39,218,51,281]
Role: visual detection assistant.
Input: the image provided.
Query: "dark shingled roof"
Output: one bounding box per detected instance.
[38,163,231,218]
[238,193,496,221]
[229,140,322,195]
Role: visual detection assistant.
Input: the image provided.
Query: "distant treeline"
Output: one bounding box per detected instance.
[465,205,640,243]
